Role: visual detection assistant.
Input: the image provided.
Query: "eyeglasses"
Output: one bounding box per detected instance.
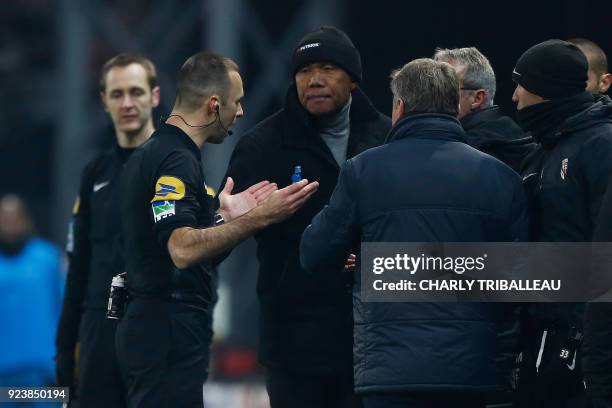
[460,87,481,91]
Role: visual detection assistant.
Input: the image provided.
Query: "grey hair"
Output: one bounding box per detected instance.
[434,47,496,107]
[390,58,459,117]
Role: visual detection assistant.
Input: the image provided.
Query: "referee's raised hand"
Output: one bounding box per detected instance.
[252,179,319,226]
[217,178,277,222]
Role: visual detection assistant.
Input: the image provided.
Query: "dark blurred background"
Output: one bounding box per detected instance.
[0,0,609,392]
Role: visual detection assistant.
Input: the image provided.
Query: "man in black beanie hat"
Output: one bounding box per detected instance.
[512,39,612,408]
[224,26,390,407]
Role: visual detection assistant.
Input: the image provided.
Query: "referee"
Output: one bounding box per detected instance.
[115,52,318,407]
[55,54,160,407]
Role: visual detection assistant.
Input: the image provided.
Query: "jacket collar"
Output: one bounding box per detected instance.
[387,113,467,144]
[460,106,502,131]
[460,106,533,148]
[114,143,136,163]
[156,123,202,160]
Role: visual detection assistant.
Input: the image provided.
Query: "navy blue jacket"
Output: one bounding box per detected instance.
[300,113,528,393]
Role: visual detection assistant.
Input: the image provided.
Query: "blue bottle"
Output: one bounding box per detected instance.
[291,166,302,183]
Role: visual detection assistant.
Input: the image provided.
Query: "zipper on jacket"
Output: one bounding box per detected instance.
[537,150,551,191]
[536,329,548,373]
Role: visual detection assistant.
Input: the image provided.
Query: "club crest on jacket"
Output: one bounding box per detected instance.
[560,158,569,180]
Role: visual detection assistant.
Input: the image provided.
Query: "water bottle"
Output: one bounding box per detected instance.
[106,272,128,319]
[291,166,302,183]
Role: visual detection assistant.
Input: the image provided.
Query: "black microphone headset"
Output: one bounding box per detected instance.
[164,101,233,136]
[214,103,233,136]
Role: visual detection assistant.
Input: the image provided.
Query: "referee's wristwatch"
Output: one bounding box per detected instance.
[213,212,225,226]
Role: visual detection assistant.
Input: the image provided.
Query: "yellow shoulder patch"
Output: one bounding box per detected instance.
[151,176,186,202]
[72,196,80,215]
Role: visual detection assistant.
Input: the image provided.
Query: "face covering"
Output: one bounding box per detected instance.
[516,92,593,146]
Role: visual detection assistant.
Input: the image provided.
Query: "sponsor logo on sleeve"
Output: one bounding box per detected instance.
[205,184,216,197]
[152,200,176,222]
[151,176,186,202]
[72,196,80,215]
[66,220,74,253]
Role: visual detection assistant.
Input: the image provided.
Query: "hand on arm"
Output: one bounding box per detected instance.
[168,179,319,269]
[344,254,356,272]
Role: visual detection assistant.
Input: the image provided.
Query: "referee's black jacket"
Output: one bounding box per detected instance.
[56,145,134,358]
[119,123,217,308]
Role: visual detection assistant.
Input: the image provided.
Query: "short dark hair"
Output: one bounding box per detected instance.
[567,38,608,77]
[390,58,459,117]
[100,54,157,92]
[175,52,239,112]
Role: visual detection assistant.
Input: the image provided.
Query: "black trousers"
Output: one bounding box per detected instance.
[588,397,612,408]
[515,340,587,408]
[485,390,514,408]
[73,309,125,408]
[266,367,361,408]
[115,298,213,408]
[362,392,486,408]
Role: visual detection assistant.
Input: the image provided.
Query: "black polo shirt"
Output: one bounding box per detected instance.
[120,123,217,308]
[57,145,134,354]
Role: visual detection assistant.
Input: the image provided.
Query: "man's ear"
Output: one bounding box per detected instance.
[396,98,405,117]
[391,96,404,125]
[350,82,357,91]
[472,89,487,110]
[151,86,161,108]
[206,96,220,114]
[100,91,109,112]
[599,73,612,94]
